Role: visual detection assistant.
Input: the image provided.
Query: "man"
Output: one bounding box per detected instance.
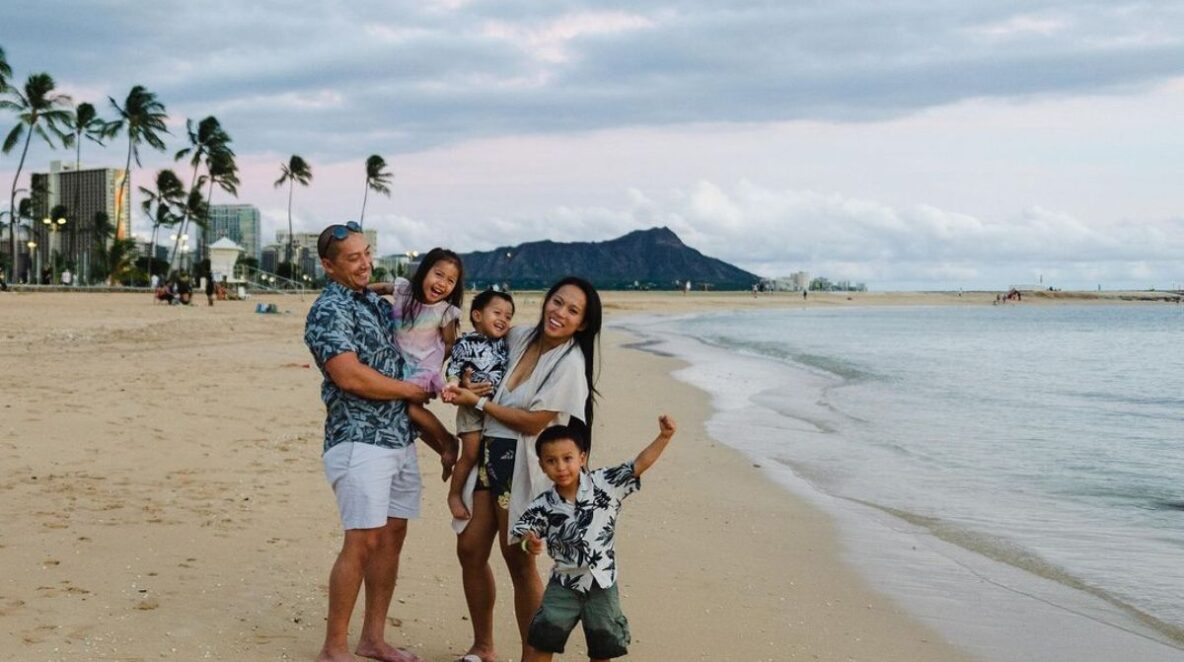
[304,222,456,662]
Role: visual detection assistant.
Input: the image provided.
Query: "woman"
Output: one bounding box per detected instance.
[445,276,602,662]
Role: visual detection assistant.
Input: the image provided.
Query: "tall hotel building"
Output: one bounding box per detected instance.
[29,161,131,281]
[33,161,131,236]
[204,204,262,260]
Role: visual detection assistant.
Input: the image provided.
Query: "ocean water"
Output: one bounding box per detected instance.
[617,304,1184,661]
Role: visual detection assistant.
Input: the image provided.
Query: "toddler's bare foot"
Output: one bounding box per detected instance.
[448,494,471,520]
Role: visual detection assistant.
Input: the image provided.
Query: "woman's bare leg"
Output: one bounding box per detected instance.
[497,506,544,660]
[457,490,499,661]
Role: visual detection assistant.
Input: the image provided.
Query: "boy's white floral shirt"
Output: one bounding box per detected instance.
[511,462,640,593]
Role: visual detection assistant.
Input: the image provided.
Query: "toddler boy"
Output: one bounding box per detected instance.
[446,289,515,519]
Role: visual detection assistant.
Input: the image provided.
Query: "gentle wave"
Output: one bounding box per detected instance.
[696,333,881,382]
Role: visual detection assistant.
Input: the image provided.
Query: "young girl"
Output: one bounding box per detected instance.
[374,247,465,478]
[391,248,464,391]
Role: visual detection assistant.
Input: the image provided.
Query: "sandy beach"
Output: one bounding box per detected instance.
[3,290,1002,661]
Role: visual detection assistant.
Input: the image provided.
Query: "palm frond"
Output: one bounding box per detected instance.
[365,154,393,196]
[0,45,12,85]
[2,124,23,153]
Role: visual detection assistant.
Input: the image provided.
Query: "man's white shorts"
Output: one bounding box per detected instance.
[323,442,422,530]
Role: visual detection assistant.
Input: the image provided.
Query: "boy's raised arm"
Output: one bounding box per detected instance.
[633,415,677,478]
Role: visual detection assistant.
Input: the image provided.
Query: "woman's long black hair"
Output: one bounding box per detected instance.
[402,247,465,328]
[532,276,602,448]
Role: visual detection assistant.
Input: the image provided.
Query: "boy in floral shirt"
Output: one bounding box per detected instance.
[511,416,677,660]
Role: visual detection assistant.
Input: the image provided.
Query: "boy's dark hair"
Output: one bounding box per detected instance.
[469,289,515,326]
[535,423,589,457]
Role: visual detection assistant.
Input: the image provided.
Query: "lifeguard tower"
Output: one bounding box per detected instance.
[208,237,245,283]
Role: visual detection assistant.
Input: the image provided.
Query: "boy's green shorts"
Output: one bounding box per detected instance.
[527,579,631,658]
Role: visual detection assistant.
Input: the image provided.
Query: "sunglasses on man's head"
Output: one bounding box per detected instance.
[318,221,365,258]
[330,221,362,240]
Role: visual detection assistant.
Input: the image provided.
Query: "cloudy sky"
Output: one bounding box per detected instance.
[2,1,1182,289]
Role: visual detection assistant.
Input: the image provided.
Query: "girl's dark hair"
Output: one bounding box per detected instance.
[531,276,602,449]
[469,289,515,326]
[535,423,589,457]
[402,247,465,328]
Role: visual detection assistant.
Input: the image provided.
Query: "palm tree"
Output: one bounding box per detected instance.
[170,116,231,270]
[109,86,168,248]
[359,154,392,228]
[2,73,73,283]
[2,195,33,279]
[65,101,117,282]
[139,169,185,283]
[0,45,12,91]
[0,46,10,277]
[106,237,137,286]
[274,155,311,273]
[202,148,239,239]
[91,211,113,281]
[180,185,209,272]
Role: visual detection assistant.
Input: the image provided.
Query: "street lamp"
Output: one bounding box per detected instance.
[42,216,66,284]
[27,240,38,285]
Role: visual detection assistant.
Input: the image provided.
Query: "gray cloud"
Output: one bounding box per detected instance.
[3,1,1182,158]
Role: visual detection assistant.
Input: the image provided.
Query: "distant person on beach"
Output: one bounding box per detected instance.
[443,276,602,662]
[205,272,215,306]
[177,274,192,305]
[0,271,8,292]
[304,221,453,662]
[512,416,677,661]
[154,282,175,305]
[368,247,465,480]
[445,289,515,520]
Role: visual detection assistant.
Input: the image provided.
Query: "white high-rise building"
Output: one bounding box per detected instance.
[205,204,262,260]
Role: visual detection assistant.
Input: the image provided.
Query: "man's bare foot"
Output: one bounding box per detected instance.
[448,493,471,520]
[316,646,355,662]
[355,640,422,662]
[455,647,497,662]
